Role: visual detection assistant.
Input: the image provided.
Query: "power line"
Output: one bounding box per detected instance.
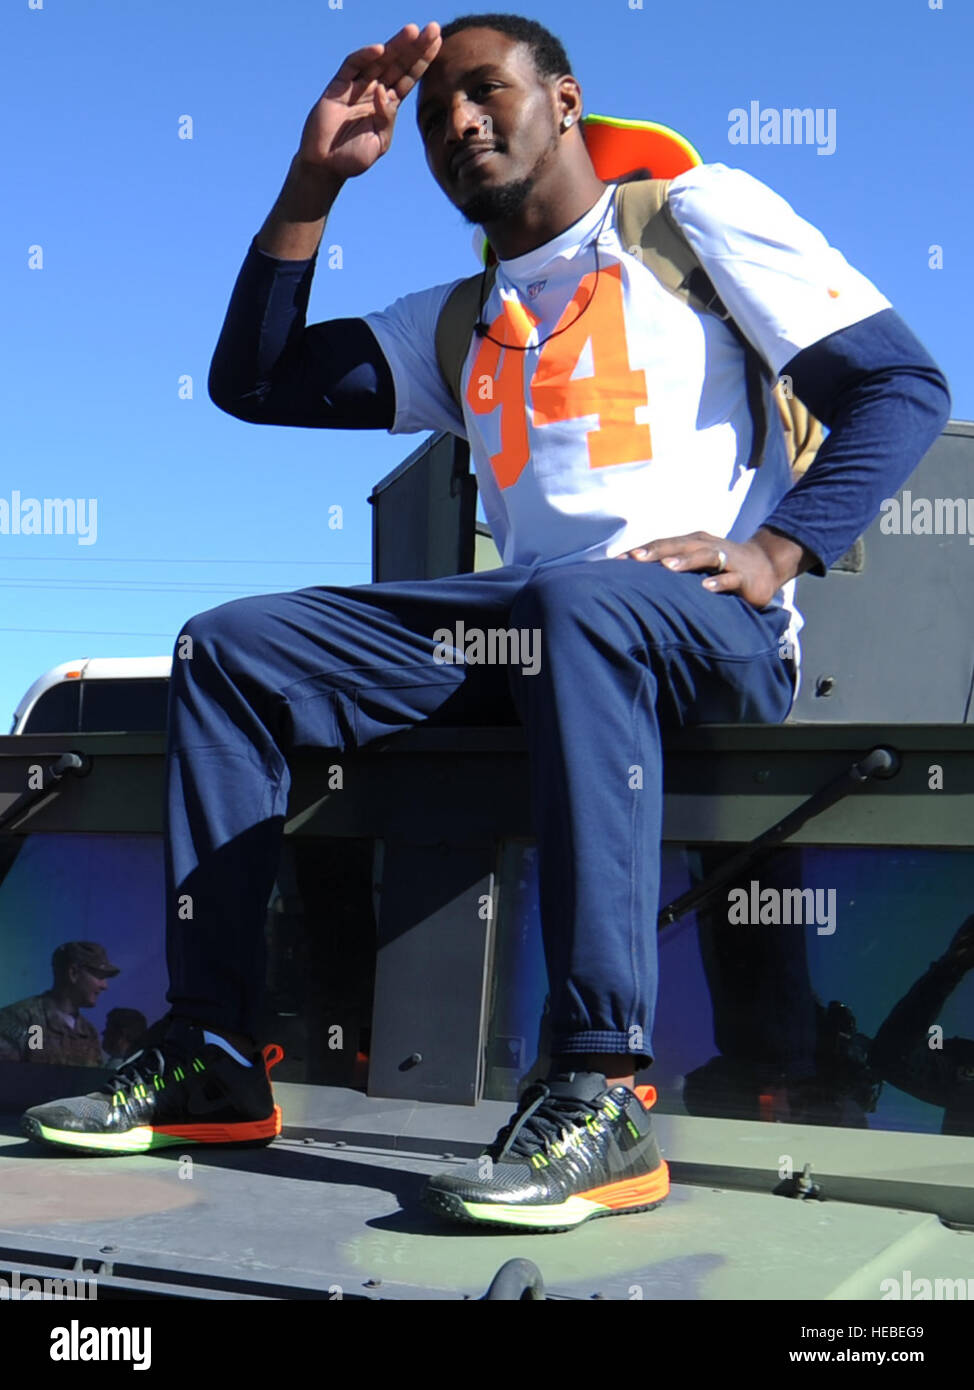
[0,579,321,595]
[0,555,370,566]
[0,627,174,638]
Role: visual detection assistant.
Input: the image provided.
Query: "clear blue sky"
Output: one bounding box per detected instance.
[3,0,969,728]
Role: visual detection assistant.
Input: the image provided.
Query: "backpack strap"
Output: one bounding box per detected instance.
[615,178,773,471]
[776,389,824,479]
[615,178,696,301]
[436,267,497,413]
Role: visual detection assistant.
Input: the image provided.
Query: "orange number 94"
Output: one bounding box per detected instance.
[465,262,652,490]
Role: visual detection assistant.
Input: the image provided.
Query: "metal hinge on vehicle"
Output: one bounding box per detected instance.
[0,751,92,832]
[774,1162,824,1201]
[657,745,901,929]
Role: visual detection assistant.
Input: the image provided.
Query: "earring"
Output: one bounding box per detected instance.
[562,114,574,130]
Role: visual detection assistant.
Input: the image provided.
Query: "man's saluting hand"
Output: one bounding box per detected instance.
[296,21,443,179]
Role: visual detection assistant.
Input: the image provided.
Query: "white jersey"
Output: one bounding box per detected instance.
[363,163,891,656]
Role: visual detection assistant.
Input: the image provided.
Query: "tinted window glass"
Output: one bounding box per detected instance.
[19,682,80,733]
[79,679,170,732]
[485,841,974,1137]
[0,831,377,1100]
[0,833,166,1077]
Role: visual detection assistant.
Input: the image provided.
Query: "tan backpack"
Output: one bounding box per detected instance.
[434,177,823,480]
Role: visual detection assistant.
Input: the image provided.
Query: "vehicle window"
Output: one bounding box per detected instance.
[79,679,170,733]
[486,842,974,1137]
[0,833,166,1076]
[19,682,80,734]
[0,831,377,1095]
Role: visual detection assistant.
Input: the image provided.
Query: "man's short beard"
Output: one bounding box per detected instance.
[457,129,560,227]
[459,174,535,226]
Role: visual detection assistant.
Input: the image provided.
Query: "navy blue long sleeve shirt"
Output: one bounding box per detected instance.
[208,234,951,576]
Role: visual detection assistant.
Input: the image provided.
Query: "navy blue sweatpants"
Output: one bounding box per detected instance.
[163,559,796,1063]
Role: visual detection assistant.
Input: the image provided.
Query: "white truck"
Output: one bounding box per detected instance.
[9,656,172,736]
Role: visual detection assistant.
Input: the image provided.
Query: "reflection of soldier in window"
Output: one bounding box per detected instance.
[870,916,974,1137]
[102,1008,148,1070]
[0,942,119,1066]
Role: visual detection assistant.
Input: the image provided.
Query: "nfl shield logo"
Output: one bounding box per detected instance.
[527,279,547,299]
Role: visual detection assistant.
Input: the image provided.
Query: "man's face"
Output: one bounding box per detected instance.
[68,963,110,1009]
[416,28,563,225]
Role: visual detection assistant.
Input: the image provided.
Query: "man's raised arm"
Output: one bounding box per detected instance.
[207,22,441,430]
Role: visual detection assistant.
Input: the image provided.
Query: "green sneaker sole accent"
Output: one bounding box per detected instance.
[461,1195,607,1229]
[423,1186,666,1233]
[23,1117,195,1155]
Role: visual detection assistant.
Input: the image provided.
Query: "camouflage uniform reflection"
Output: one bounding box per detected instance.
[0,941,119,1065]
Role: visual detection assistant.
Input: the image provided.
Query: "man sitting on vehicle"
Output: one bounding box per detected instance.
[20,14,949,1232]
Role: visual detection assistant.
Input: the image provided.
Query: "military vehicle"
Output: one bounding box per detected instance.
[0,423,971,1324]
